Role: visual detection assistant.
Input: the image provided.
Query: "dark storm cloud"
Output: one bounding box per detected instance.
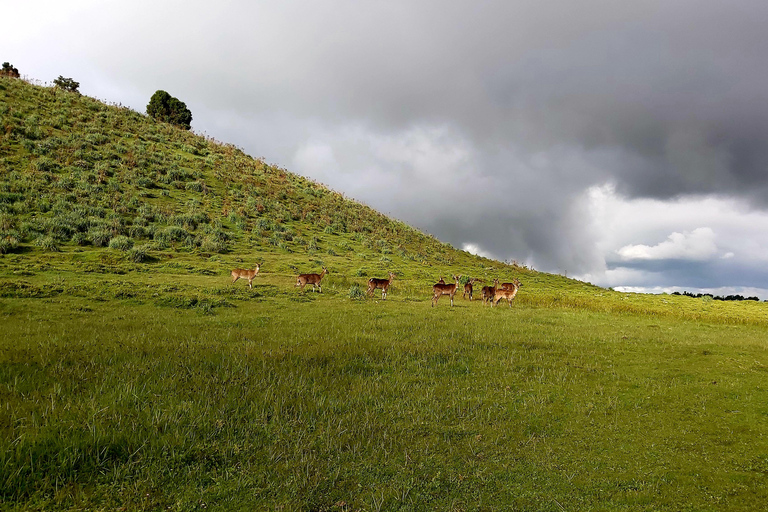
[183,1,768,200]
[46,0,768,204]
[164,1,768,274]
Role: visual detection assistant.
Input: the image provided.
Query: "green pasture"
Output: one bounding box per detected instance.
[2,259,768,511]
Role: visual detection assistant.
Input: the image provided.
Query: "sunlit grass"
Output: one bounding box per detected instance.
[3,271,768,510]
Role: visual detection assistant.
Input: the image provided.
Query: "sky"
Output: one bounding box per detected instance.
[5,0,768,298]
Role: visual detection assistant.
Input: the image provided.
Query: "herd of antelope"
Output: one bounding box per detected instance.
[229,263,521,308]
[432,275,522,307]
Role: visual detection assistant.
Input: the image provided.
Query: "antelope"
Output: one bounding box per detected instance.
[367,271,396,299]
[463,277,481,301]
[492,278,521,308]
[432,275,462,307]
[296,266,328,292]
[500,278,521,291]
[437,276,446,285]
[481,279,499,305]
[230,263,260,289]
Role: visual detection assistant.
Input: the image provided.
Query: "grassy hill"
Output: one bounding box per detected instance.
[3,76,768,511]
[4,76,768,322]
[0,76,470,274]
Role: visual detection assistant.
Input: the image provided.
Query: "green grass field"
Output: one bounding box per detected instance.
[3,259,768,511]
[3,76,768,510]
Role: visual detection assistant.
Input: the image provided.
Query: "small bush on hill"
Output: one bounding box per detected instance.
[348,284,366,300]
[185,181,204,193]
[147,90,192,130]
[108,235,134,251]
[129,225,147,239]
[88,227,112,247]
[198,235,228,253]
[53,76,80,93]
[34,235,59,252]
[154,226,189,244]
[0,234,19,254]
[1,62,19,78]
[127,243,152,263]
[71,232,88,246]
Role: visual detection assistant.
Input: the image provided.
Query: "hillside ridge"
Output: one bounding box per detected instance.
[0,77,542,282]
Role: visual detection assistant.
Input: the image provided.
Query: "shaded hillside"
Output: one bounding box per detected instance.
[0,77,489,277]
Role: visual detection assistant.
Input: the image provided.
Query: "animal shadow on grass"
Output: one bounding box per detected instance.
[223,284,280,299]
[289,293,315,303]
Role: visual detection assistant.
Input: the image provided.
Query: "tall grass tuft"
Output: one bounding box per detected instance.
[127,243,151,262]
[88,227,112,247]
[34,234,60,251]
[198,235,228,253]
[348,283,366,300]
[108,235,134,251]
[0,234,19,254]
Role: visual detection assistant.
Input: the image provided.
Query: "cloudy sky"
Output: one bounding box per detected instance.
[6,0,768,298]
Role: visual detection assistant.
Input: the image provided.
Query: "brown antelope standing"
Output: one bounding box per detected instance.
[230,263,260,289]
[500,278,521,291]
[367,271,396,299]
[481,279,500,305]
[296,266,328,292]
[437,276,446,284]
[492,278,522,308]
[463,278,481,301]
[432,275,462,307]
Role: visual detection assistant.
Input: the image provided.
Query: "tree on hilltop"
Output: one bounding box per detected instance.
[147,90,193,130]
[54,75,80,93]
[1,62,20,78]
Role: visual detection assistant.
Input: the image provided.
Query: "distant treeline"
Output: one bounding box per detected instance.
[672,291,761,302]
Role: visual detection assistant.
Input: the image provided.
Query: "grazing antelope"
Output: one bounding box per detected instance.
[432,275,462,307]
[230,263,260,289]
[492,278,521,308]
[463,277,481,301]
[500,278,521,291]
[481,279,500,305]
[296,266,328,293]
[367,271,396,299]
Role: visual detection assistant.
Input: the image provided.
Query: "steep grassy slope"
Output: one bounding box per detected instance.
[0,77,468,275]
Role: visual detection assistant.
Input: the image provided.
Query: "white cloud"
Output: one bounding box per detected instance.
[583,183,768,268]
[573,184,768,298]
[602,267,662,288]
[462,243,497,260]
[616,227,718,261]
[293,142,339,178]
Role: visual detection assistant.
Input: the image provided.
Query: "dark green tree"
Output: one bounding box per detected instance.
[1,62,20,78]
[147,90,192,130]
[53,75,79,93]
